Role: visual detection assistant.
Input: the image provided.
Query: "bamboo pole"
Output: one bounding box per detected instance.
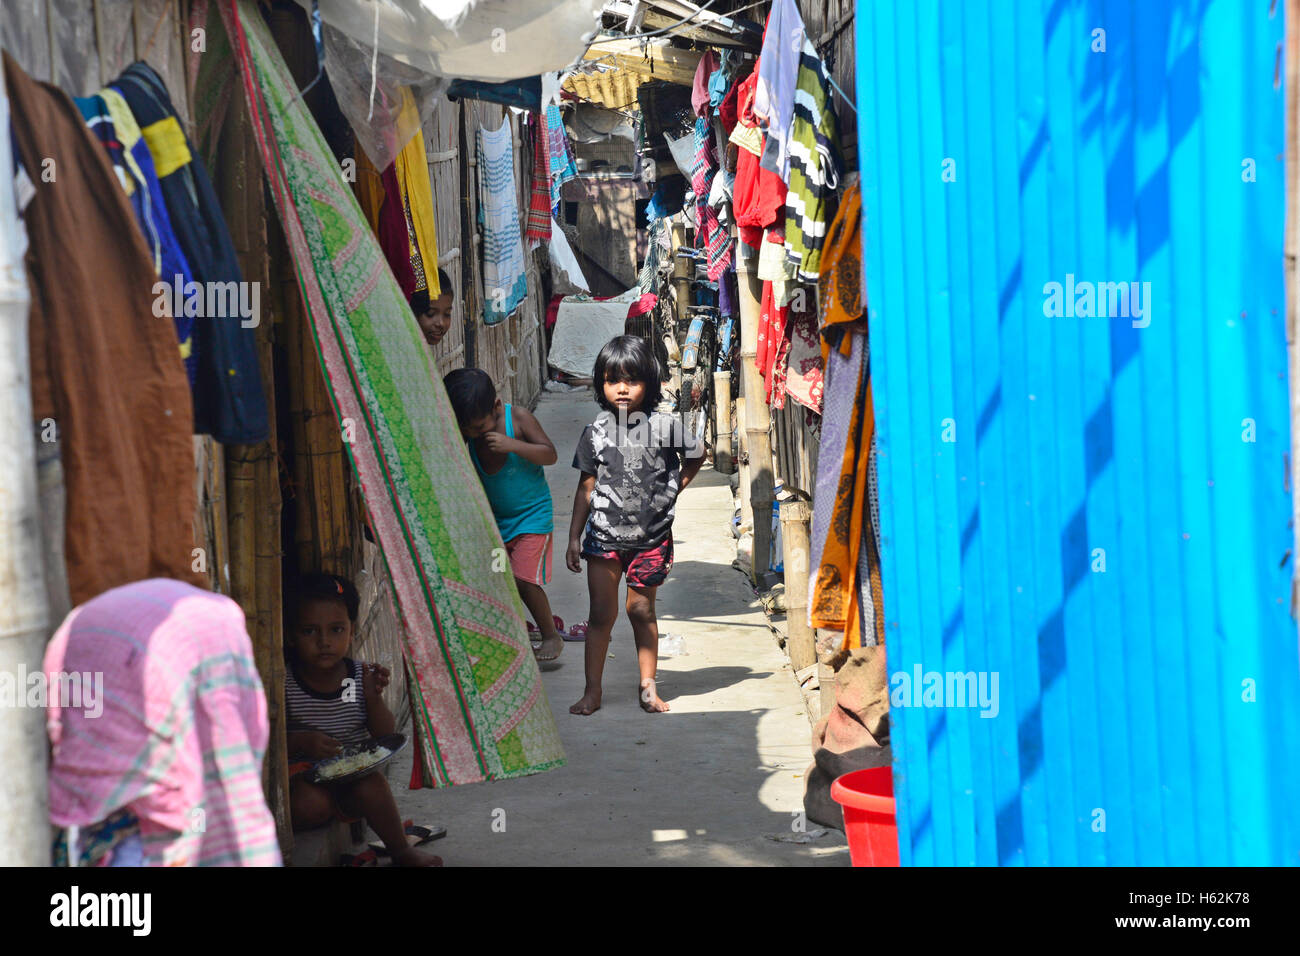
[0,65,50,867]
[208,437,229,594]
[735,251,774,582]
[215,80,291,859]
[780,499,816,670]
[459,102,478,369]
[281,228,353,576]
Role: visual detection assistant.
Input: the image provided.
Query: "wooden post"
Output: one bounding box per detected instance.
[735,252,774,582]
[780,500,816,670]
[459,102,477,369]
[819,655,837,715]
[713,370,734,473]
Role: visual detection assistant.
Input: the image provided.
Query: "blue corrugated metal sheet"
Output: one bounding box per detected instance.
[857,0,1300,865]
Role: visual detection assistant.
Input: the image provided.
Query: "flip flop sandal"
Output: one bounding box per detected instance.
[341,849,379,867]
[565,621,588,642]
[369,821,448,856]
[406,824,447,846]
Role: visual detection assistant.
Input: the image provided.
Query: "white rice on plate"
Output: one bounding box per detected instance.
[316,744,392,780]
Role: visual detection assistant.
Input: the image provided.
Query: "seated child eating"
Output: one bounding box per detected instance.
[443,368,566,661]
[286,572,440,867]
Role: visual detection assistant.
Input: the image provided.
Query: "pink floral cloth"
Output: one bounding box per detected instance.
[784,306,825,413]
[44,578,281,866]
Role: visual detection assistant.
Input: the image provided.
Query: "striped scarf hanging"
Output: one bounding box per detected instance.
[545,102,577,210]
[784,39,841,281]
[477,121,529,324]
[525,115,552,249]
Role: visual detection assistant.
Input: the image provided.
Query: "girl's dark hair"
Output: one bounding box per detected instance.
[294,572,360,624]
[592,335,662,413]
[443,367,497,425]
[409,271,455,316]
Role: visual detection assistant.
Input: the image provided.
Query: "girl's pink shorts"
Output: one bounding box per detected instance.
[506,532,553,585]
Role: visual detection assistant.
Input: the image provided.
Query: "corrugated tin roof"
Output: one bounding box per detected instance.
[564,36,702,110]
[565,69,643,111]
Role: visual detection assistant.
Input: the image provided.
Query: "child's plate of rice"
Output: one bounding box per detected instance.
[308,733,408,785]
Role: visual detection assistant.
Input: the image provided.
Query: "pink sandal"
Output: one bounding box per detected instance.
[565,621,588,642]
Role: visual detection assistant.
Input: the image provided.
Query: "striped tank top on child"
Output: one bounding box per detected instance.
[285,657,370,745]
[469,403,553,541]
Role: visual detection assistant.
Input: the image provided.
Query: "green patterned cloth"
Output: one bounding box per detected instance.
[213,0,563,785]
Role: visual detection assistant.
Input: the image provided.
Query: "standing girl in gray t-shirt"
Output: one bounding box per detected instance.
[567,336,705,715]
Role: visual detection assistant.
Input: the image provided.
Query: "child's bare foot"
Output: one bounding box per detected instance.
[533,633,563,662]
[639,678,669,713]
[570,690,601,715]
[392,846,442,867]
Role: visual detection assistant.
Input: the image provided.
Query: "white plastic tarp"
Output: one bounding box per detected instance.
[548,221,589,295]
[296,0,603,82]
[665,130,695,180]
[548,287,640,378]
[293,0,601,172]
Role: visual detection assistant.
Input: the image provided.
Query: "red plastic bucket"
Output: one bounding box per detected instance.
[830,766,900,867]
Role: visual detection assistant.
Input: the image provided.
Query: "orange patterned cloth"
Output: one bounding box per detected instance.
[818,178,866,358]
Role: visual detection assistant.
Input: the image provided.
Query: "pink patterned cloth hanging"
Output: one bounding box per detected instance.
[783,305,825,413]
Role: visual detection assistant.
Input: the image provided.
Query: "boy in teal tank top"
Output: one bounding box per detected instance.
[444,369,566,661]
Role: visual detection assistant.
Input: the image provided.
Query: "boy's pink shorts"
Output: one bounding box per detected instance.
[506,532,553,585]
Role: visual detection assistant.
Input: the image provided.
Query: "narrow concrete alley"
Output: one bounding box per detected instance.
[391,390,848,865]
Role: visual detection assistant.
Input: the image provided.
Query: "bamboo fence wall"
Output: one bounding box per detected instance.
[455,98,547,407]
[772,401,819,499]
[424,97,468,371]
